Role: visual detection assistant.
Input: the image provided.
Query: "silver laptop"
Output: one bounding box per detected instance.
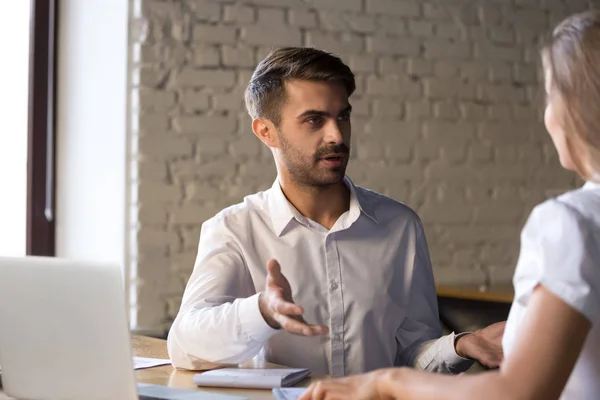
[0,256,245,400]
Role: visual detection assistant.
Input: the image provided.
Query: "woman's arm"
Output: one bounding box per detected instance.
[302,285,591,400]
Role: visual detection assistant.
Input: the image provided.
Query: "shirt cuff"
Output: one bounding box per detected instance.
[441,332,474,370]
[238,293,280,343]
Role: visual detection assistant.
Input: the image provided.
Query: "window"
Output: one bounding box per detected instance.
[26,0,57,256]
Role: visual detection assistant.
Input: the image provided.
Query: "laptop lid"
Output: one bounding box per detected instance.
[0,256,138,400]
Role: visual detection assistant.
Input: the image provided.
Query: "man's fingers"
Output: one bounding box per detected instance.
[266,290,304,316]
[310,324,329,335]
[274,314,314,335]
[266,259,288,289]
[489,353,504,368]
[264,258,329,337]
[274,314,329,336]
[271,297,304,316]
[267,259,281,277]
[480,351,503,368]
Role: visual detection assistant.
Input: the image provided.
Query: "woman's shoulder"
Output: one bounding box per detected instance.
[519,188,599,262]
[554,184,600,223]
[514,185,600,323]
[529,185,600,231]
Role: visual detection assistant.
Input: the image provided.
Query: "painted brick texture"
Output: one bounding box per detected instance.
[129,0,592,331]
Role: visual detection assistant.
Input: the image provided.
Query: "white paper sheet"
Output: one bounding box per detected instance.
[133,356,171,370]
[272,388,308,400]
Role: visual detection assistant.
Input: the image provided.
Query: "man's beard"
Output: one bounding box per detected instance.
[278,129,350,187]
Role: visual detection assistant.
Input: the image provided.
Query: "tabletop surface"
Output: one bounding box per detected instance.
[436,283,515,303]
[0,335,321,400]
[133,335,320,399]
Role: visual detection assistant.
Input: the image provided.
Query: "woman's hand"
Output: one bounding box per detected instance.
[299,369,394,400]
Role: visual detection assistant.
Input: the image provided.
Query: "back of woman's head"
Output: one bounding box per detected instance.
[543,10,600,181]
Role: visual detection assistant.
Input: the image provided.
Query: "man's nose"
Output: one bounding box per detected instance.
[324,121,344,144]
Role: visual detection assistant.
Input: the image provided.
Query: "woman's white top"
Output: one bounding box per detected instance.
[503,182,600,399]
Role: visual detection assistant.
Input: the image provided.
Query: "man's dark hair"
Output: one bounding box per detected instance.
[244,47,355,126]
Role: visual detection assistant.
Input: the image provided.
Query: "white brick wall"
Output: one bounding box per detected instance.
[129,0,593,333]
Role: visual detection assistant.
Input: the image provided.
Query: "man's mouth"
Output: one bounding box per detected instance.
[319,153,347,167]
[321,154,345,161]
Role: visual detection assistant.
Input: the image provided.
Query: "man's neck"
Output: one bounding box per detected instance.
[278,175,350,230]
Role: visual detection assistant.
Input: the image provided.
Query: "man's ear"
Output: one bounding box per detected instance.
[252,118,278,148]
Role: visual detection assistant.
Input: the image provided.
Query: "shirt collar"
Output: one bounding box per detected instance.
[268,179,306,237]
[268,176,378,237]
[345,176,378,225]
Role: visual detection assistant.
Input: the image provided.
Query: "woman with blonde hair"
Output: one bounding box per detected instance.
[301,10,600,400]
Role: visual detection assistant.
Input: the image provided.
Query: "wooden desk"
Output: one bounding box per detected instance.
[134,335,319,399]
[0,336,321,400]
[436,283,514,304]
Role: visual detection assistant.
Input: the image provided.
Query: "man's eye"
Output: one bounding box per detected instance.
[306,117,323,126]
[338,113,351,121]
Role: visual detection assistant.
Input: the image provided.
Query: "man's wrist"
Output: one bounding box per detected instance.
[258,292,280,329]
[454,332,473,359]
[238,293,280,343]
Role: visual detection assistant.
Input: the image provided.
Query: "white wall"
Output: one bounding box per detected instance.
[0,1,30,257]
[56,0,132,311]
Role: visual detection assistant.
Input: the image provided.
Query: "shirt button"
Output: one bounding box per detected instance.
[334,333,342,341]
[330,282,339,290]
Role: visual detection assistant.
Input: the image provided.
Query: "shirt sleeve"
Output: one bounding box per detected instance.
[394,217,473,374]
[513,199,600,323]
[167,217,279,370]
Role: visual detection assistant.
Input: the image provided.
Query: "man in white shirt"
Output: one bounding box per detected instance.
[168,47,504,377]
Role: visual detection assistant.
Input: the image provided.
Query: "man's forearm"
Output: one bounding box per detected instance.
[168,293,279,369]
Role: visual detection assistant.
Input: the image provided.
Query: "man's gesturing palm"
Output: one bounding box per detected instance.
[258,259,329,336]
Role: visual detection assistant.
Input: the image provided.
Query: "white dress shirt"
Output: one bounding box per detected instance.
[168,176,472,377]
[503,181,600,399]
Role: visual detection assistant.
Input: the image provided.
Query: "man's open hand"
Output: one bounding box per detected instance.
[258,259,329,336]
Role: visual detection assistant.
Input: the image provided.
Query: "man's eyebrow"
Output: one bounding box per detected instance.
[297,109,329,119]
[296,105,353,120]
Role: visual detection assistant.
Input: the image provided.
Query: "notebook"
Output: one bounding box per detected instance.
[272,388,308,400]
[193,368,311,389]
